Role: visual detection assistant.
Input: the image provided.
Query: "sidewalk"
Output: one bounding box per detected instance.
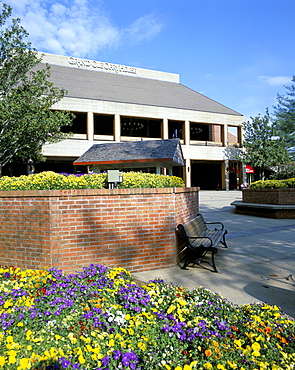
[133,190,295,319]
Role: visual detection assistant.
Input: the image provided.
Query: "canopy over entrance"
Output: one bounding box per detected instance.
[73,139,184,174]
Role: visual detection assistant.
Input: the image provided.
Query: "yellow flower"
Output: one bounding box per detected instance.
[227,360,238,369]
[78,354,85,364]
[17,358,31,370]
[0,356,6,367]
[167,304,176,314]
[217,365,226,370]
[26,330,33,340]
[68,333,77,344]
[203,364,213,369]
[252,342,261,352]
[138,341,146,351]
[6,336,13,343]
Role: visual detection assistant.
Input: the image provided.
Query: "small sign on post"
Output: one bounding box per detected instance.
[107,170,123,189]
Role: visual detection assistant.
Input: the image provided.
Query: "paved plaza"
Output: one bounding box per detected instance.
[134,190,295,319]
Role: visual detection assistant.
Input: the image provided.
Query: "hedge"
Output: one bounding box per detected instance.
[0,171,185,191]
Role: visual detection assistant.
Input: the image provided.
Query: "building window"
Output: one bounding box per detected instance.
[121,117,161,138]
[168,120,183,139]
[211,125,222,142]
[190,123,211,141]
[61,112,87,134]
[94,114,114,135]
[228,126,239,145]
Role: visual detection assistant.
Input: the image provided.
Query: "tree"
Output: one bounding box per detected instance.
[273,76,295,159]
[0,3,73,176]
[238,109,291,180]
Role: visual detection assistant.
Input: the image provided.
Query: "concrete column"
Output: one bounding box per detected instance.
[185,158,191,187]
[87,112,94,141]
[156,165,161,174]
[223,123,228,147]
[225,159,229,191]
[114,114,121,142]
[167,165,173,175]
[163,118,169,139]
[184,120,190,145]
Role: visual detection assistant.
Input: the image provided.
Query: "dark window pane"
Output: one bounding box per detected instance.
[121,117,161,138]
[61,112,87,134]
[190,123,211,141]
[94,114,114,135]
[168,121,183,139]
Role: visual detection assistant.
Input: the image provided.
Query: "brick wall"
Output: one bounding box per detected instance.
[242,188,295,205]
[0,187,199,273]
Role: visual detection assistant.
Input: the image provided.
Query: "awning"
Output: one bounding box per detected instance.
[246,165,255,174]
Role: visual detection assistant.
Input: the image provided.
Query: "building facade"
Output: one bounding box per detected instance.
[38,53,244,190]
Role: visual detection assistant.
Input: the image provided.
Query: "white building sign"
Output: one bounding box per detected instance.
[68,56,137,75]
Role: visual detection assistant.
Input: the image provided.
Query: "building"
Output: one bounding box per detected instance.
[37,52,244,190]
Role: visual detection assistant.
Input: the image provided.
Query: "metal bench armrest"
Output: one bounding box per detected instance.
[204,221,224,230]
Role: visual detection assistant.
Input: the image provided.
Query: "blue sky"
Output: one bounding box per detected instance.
[4,0,294,121]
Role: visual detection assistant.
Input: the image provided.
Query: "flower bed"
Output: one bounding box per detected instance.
[0,265,294,370]
[250,178,295,189]
[0,171,184,191]
[231,178,295,218]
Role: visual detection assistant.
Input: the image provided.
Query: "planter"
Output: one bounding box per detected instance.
[231,188,295,218]
[0,187,199,273]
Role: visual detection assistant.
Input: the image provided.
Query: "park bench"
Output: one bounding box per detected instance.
[177,214,228,273]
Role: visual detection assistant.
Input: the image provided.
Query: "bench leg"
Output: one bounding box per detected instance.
[220,230,228,248]
[181,258,190,270]
[210,251,218,273]
[181,250,218,273]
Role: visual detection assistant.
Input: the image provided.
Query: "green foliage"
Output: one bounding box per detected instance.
[250,177,295,189]
[0,171,185,191]
[237,109,291,180]
[0,3,73,174]
[273,75,295,158]
[118,171,184,188]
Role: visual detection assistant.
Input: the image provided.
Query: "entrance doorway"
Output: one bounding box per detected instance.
[191,161,223,190]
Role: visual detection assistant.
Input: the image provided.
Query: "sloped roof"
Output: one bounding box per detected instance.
[74,139,184,167]
[41,63,242,116]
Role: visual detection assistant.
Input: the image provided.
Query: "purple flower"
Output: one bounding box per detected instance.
[113,350,122,360]
[101,356,110,367]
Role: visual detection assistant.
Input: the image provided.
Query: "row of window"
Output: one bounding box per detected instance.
[60,112,239,144]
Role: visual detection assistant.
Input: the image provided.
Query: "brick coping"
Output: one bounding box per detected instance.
[0,186,197,198]
[231,200,295,210]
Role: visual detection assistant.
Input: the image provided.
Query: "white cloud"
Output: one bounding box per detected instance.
[4,0,164,58]
[258,75,292,86]
[125,13,164,43]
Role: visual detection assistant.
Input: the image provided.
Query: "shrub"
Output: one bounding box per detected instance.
[0,171,184,191]
[0,264,294,369]
[250,177,295,189]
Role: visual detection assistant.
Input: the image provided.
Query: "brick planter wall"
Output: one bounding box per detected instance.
[232,188,295,218]
[0,187,199,273]
[242,188,295,205]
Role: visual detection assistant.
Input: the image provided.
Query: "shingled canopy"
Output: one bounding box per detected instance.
[73,139,184,173]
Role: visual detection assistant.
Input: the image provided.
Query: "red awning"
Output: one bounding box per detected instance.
[246,165,255,174]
